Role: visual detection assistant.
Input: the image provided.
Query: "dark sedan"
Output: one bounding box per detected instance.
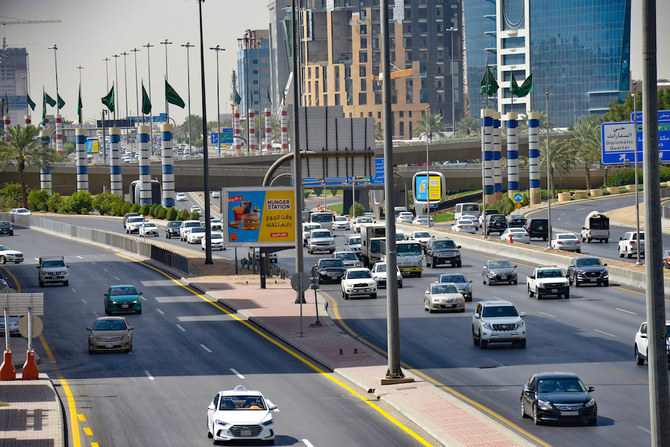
[507,214,526,228]
[566,256,609,287]
[313,258,347,284]
[482,259,518,285]
[0,221,14,236]
[165,220,182,239]
[520,372,597,426]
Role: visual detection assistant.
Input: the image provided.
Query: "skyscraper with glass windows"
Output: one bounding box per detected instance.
[464,0,630,128]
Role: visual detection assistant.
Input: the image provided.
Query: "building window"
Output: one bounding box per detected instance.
[409,121,413,138]
[399,121,405,137]
[359,51,368,63]
[361,78,367,90]
[375,92,382,105]
[399,111,404,118]
[335,93,340,105]
[359,92,367,105]
[360,37,367,49]
[359,65,366,77]
[323,95,328,106]
[360,25,367,35]
[378,111,382,119]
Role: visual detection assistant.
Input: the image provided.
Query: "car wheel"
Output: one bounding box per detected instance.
[63,280,69,287]
[517,339,526,349]
[480,339,488,349]
[603,280,609,287]
[604,238,608,243]
[564,291,570,299]
[513,279,518,285]
[521,400,528,418]
[577,249,581,253]
[431,256,437,268]
[371,293,377,299]
[0,256,5,264]
[619,250,624,258]
[533,404,542,425]
[467,294,472,302]
[575,280,580,287]
[424,299,429,311]
[207,422,213,438]
[527,286,534,297]
[635,345,645,365]
[457,262,462,268]
[104,306,110,316]
[88,348,94,354]
[627,253,633,258]
[417,272,422,278]
[536,291,542,299]
[127,344,133,353]
[472,328,480,346]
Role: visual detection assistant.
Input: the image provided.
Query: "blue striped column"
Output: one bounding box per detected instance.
[39,130,52,193]
[161,123,174,208]
[528,112,541,205]
[505,113,519,198]
[55,115,63,154]
[138,125,152,206]
[110,128,122,196]
[492,111,503,201]
[481,109,494,205]
[75,129,88,192]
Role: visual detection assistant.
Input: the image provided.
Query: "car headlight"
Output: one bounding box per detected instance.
[602,272,609,278]
[261,415,274,426]
[516,320,525,327]
[215,419,230,427]
[585,399,596,408]
[537,399,554,410]
[487,271,496,277]
[482,322,494,330]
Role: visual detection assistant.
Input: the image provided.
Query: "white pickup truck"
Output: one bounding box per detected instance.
[618,231,645,258]
[527,266,570,299]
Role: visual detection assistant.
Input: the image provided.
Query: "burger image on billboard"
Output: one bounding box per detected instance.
[241,213,260,230]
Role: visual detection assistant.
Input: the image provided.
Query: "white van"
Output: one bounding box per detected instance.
[454,202,480,221]
[310,212,334,231]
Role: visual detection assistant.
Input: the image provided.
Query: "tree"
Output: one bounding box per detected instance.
[415,111,447,141]
[179,115,204,141]
[455,116,480,137]
[564,115,602,190]
[540,138,577,194]
[374,121,383,141]
[0,125,55,207]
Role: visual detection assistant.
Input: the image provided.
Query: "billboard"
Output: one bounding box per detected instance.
[86,139,99,153]
[413,171,445,203]
[601,121,670,164]
[223,188,296,246]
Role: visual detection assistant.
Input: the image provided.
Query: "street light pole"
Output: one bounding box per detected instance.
[143,43,154,141]
[112,54,120,121]
[238,35,251,154]
[182,42,195,158]
[633,82,641,265]
[121,51,129,120]
[131,48,140,126]
[197,0,212,265]
[425,106,431,227]
[210,45,225,157]
[545,92,552,248]
[447,27,458,135]
[103,57,110,90]
[160,39,173,120]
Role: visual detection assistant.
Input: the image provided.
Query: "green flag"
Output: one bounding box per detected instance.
[101,84,115,112]
[141,81,152,115]
[165,80,185,108]
[42,90,47,124]
[44,91,56,107]
[77,85,83,124]
[234,88,241,105]
[480,65,498,97]
[57,94,65,110]
[266,88,272,105]
[510,73,534,98]
[27,93,36,111]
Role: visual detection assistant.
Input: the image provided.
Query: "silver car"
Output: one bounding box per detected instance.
[438,273,473,301]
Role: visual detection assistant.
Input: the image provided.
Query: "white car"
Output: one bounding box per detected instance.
[500,227,530,244]
[334,250,362,268]
[344,234,361,253]
[211,191,220,198]
[370,262,403,289]
[179,220,202,241]
[395,230,407,241]
[9,208,31,216]
[412,215,434,225]
[472,300,526,349]
[186,227,206,244]
[190,205,202,214]
[424,282,465,313]
[139,222,159,237]
[307,229,335,254]
[551,232,581,253]
[451,218,478,234]
[634,320,670,366]
[125,216,145,234]
[203,232,225,250]
[302,223,321,246]
[341,268,377,299]
[209,219,223,231]
[175,193,187,201]
[332,215,351,231]
[396,212,414,224]
[0,245,24,264]
[206,385,277,444]
[410,230,432,249]
[352,216,374,233]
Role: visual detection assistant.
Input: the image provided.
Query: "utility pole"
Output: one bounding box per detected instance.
[160,39,173,120]
[210,45,225,157]
[197,0,212,264]
[131,48,140,126]
[182,42,195,158]
[112,54,120,121]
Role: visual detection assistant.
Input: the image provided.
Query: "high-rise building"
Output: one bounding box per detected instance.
[237,29,272,115]
[464,0,631,128]
[0,46,29,125]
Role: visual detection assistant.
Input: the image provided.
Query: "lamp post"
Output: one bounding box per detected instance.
[238,35,251,154]
[210,45,225,157]
[446,27,458,135]
[48,44,59,108]
[545,92,552,248]
[103,57,110,90]
[121,51,129,120]
[160,39,173,119]
[131,48,140,125]
[424,106,432,227]
[633,82,641,265]
[197,0,212,265]
[182,42,195,158]
[112,54,120,121]
[143,43,154,144]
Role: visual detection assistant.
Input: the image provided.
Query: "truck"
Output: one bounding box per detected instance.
[383,240,424,277]
[618,231,645,258]
[526,266,570,299]
[359,223,386,268]
[581,211,610,243]
[37,256,70,287]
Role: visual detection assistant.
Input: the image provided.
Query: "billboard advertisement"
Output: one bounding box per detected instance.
[86,139,99,153]
[223,188,296,246]
[413,172,444,203]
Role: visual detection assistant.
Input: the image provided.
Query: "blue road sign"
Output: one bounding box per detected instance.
[211,128,234,145]
[512,192,523,203]
[602,121,670,165]
[630,110,670,122]
[372,157,385,184]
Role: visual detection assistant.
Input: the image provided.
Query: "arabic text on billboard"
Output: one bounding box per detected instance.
[224,188,295,246]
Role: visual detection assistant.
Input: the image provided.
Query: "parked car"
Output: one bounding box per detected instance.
[634,320,670,366]
[334,251,362,268]
[165,220,182,239]
[438,273,473,301]
[551,232,581,253]
[566,257,609,287]
[507,214,527,228]
[451,218,478,234]
[0,245,24,264]
[203,232,225,251]
[313,258,347,284]
[396,212,414,224]
[524,218,549,241]
[482,259,518,285]
[425,238,461,268]
[472,300,526,349]
[370,262,402,289]
[424,282,465,313]
[618,231,645,258]
[104,285,143,314]
[87,316,133,353]
[341,268,377,299]
[520,372,597,425]
[332,215,351,231]
[500,227,530,244]
[139,222,159,237]
[0,221,14,236]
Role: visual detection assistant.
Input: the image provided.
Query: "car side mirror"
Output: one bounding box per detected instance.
[565,273,570,278]
[513,265,518,268]
[139,291,143,295]
[619,237,623,240]
[36,266,39,269]
[640,333,647,339]
[468,280,473,283]
[86,327,92,331]
[603,263,607,266]
[582,227,587,230]
[520,311,526,317]
[523,385,531,393]
[587,386,595,392]
[473,314,480,319]
[128,326,134,331]
[457,245,461,249]
[208,403,215,410]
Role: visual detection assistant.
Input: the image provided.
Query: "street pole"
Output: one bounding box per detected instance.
[197,0,212,265]
[210,45,225,157]
[182,42,195,158]
[545,92,552,248]
[113,54,120,121]
[131,48,140,127]
[633,82,641,265]
[49,44,59,107]
[425,106,431,226]
[76,66,83,127]
[143,43,154,141]
[447,27,458,135]
[122,51,129,120]
[160,39,173,120]
[103,57,110,90]
[238,36,251,154]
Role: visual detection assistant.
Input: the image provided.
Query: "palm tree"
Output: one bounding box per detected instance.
[455,115,480,137]
[540,138,577,195]
[0,125,55,207]
[374,121,383,141]
[415,111,447,141]
[564,115,602,189]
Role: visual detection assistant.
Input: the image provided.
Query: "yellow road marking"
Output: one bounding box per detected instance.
[1,267,21,292]
[83,427,93,436]
[91,443,100,447]
[610,369,626,375]
[356,395,432,447]
[78,414,86,421]
[58,373,82,447]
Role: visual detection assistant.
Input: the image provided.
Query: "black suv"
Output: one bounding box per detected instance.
[485,214,508,235]
[0,221,13,236]
[165,220,182,239]
[525,218,549,240]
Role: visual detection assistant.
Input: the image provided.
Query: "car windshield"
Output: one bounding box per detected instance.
[42,259,65,268]
[304,225,319,232]
[93,320,128,331]
[440,274,466,283]
[397,243,422,255]
[211,233,223,240]
[190,227,205,233]
[509,215,524,220]
[510,228,526,233]
[0,222,9,228]
[433,240,457,249]
[348,237,361,245]
[185,222,200,228]
[312,231,331,238]
[370,239,382,252]
[558,234,577,240]
[482,305,519,318]
[168,221,182,227]
[537,269,564,278]
[357,217,373,224]
[490,215,505,222]
[431,284,459,294]
[311,213,333,223]
[347,270,372,279]
[457,219,474,224]
[537,378,586,393]
[110,286,138,296]
[462,204,479,212]
[0,245,8,251]
[414,232,430,238]
[335,216,347,222]
[218,395,266,410]
[320,260,345,268]
[576,258,602,267]
[489,260,513,269]
[375,263,387,272]
[336,253,358,261]
[144,223,156,228]
[129,217,144,223]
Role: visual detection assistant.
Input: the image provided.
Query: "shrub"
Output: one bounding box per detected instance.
[178,208,190,220]
[110,202,123,216]
[27,189,50,211]
[121,201,132,215]
[189,211,200,220]
[47,193,63,212]
[149,203,158,217]
[349,202,365,218]
[304,191,311,199]
[130,202,140,212]
[157,206,167,219]
[62,191,93,214]
[139,204,150,216]
[166,207,179,221]
[0,183,23,206]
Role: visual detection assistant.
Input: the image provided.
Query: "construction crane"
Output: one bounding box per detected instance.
[370,64,420,82]
[0,18,61,26]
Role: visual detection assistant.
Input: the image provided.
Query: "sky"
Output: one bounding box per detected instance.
[1,0,669,126]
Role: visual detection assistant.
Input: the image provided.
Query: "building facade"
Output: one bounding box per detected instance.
[236,29,273,115]
[0,46,29,125]
[464,0,631,128]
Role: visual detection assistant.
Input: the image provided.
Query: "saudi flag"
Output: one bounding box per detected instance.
[57,94,66,110]
[234,88,241,105]
[101,84,115,112]
[165,80,185,108]
[44,92,57,107]
[27,94,36,111]
[480,65,499,97]
[510,73,534,98]
[141,81,152,115]
[77,86,83,124]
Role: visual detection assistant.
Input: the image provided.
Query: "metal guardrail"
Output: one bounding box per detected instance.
[1,212,189,275]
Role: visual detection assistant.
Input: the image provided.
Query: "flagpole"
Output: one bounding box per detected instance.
[143,43,154,136]
[160,39,173,121]
[182,42,195,158]
[113,54,120,122]
[131,49,140,128]
[49,45,59,112]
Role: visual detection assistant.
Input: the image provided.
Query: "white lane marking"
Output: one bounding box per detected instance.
[71,288,77,293]
[77,256,83,259]
[176,324,186,332]
[637,426,651,434]
[230,368,245,379]
[201,344,212,353]
[145,370,154,381]
[302,439,314,447]
[102,267,109,272]
[156,309,164,315]
[616,308,636,315]
[80,298,87,304]
[537,311,555,318]
[594,329,616,338]
[114,276,120,281]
